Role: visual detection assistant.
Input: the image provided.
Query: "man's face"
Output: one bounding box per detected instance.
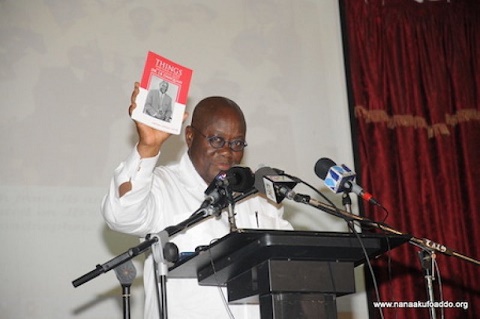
[186,110,246,184]
[159,82,168,93]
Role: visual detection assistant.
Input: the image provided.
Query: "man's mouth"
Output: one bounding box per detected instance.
[216,162,232,172]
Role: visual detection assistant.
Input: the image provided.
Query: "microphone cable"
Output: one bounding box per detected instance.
[280,172,387,319]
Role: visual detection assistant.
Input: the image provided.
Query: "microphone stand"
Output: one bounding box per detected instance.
[71,207,212,285]
[72,189,258,317]
[225,186,238,232]
[418,250,437,319]
[72,236,158,288]
[292,194,480,266]
[148,230,172,319]
[342,191,353,214]
[290,191,479,319]
[122,284,132,319]
[72,212,210,319]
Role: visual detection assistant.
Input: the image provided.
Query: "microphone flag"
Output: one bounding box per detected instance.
[324,164,356,193]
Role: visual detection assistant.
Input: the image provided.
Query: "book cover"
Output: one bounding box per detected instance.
[131,51,193,135]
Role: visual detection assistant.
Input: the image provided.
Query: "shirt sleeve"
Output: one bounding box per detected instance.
[101,145,161,236]
[259,197,294,231]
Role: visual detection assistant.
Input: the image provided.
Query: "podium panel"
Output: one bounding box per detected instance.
[227,260,354,303]
[260,293,337,319]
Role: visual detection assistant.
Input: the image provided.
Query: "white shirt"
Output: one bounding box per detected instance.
[101,148,292,319]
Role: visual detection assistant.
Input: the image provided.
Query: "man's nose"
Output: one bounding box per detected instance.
[218,143,234,157]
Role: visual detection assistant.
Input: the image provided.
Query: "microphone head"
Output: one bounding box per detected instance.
[226,166,255,192]
[314,157,336,179]
[254,166,278,194]
[254,166,297,203]
[205,170,227,196]
[114,260,137,286]
[315,157,356,193]
[324,164,356,193]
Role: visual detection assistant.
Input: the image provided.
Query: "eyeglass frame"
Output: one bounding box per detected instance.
[190,125,248,152]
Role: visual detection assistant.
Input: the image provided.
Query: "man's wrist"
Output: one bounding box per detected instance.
[137,142,161,158]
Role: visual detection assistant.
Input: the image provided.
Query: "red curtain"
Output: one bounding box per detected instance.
[340,0,480,318]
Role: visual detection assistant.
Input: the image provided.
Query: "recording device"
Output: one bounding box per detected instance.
[254,166,299,203]
[314,157,380,206]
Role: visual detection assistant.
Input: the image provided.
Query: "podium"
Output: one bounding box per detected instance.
[168,229,410,319]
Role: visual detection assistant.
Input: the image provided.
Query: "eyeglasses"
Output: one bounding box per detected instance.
[190,125,247,152]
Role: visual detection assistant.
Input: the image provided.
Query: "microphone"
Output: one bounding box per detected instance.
[202,166,255,208]
[254,166,301,203]
[224,166,256,192]
[314,157,380,206]
[114,259,137,286]
[114,260,137,319]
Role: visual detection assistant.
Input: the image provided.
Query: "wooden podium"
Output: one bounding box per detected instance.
[168,229,410,319]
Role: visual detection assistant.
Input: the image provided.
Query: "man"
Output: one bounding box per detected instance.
[144,80,173,121]
[102,82,292,319]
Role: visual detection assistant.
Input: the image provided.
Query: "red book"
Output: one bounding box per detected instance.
[131,51,193,135]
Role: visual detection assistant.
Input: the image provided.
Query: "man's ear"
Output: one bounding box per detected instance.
[185,125,193,148]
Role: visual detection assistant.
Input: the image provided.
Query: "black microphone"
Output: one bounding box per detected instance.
[114,259,137,286]
[114,260,137,319]
[314,157,380,206]
[202,166,255,208]
[254,166,302,203]
[224,166,255,192]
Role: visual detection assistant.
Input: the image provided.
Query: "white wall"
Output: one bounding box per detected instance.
[0,1,367,318]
